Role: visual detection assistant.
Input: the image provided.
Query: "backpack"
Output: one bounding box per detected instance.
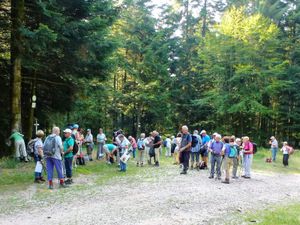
[149,147,155,157]
[191,135,198,148]
[288,146,295,155]
[71,134,79,155]
[228,145,237,158]
[27,138,38,157]
[137,139,145,150]
[43,135,57,156]
[252,142,257,154]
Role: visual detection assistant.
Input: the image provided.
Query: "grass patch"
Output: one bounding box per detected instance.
[253,148,300,174]
[244,203,300,225]
[0,147,299,192]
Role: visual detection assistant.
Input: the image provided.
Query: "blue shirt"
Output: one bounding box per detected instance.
[202,135,210,145]
[223,143,231,156]
[211,141,223,155]
[180,133,192,149]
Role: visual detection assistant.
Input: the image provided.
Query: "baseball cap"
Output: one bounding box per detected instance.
[63,128,72,133]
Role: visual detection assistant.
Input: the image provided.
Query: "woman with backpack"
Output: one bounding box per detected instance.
[281,142,293,167]
[241,136,253,179]
[222,137,237,184]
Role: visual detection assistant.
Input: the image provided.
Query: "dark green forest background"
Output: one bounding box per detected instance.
[1,0,299,156]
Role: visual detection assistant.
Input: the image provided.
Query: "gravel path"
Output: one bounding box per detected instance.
[1,165,300,225]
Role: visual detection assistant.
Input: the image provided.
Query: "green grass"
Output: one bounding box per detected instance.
[244,203,300,225]
[253,148,300,174]
[0,147,299,192]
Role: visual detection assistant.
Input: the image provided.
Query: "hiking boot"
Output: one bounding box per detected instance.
[39,177,46,182]
[222,178,230,184]
[217,177,221,180]
[232,176,239,179]
[59,183,69,188]
[180,170,187,175]
[244,176,251,179]
[208,176,214,179]
[65,179,72,185]
[34,179,42,183]
[154,162,159,167]
[48,185,54,190]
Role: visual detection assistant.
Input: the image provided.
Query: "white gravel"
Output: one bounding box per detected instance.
[1,165,300,225]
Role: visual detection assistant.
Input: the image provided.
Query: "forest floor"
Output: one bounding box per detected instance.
[0,155,300,225]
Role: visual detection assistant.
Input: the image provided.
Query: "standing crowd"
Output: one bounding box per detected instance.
[7,124,295,189]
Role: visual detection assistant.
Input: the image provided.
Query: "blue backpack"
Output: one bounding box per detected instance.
[229,145,237,158]
[137,139,145,150]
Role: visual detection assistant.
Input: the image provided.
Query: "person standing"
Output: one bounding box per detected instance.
[165,136,172,157]
[63,129,74,185]
[222,137,237,184]
[137,133,146,167]
[85,129,94,161]
[33,130,45,183]
[144,133,153,165]
[128,136,137,159]
[118,134,131,172]
[200,130,211,169]
[281,142,291,167]
[44,127,67,189]
[173,133,182,165]
[190,130,201,170]
[242,136,253,179]
[179,126,192,174]
[269,136,278,162]
[209,134,223,180]
[96,128,106,160]
[232,138,242,179]
[152,131,162,167]
[9,130,29,162]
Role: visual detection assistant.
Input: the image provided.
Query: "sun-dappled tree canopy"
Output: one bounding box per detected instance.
[1,0,300,156]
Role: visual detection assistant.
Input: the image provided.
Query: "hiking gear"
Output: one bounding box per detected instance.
[34,178,42,183]
[43,135,57,156]
[191,135,198,148]
[288,146,295,155]
[59,183,69,188]
[252,142,257,154]
[229,146,238,158]
[39,177,46,182]
[208,176,214,179]
[222,179,230,184]
[149,147,155,157]
[180,170,187,174]
[137,139,145,150]
[27,138,38,157]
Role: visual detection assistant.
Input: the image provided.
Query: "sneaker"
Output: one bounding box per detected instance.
[48,185,54,190]
[65,179,72,185]
[59,183,69,188]
[34,179,41,183]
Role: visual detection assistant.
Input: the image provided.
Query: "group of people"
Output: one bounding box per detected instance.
[8,124,295,189]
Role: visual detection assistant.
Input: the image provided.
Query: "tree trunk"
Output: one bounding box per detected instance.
[10,0,24,132]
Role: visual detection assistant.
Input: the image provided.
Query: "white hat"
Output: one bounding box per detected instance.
[63,128,72,133]
[213,132,218,136]
[200,130,206,134]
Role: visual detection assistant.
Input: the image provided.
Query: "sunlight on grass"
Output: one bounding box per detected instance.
[244,203,300,225]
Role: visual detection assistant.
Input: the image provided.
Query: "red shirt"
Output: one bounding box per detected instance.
[243,142,253,155]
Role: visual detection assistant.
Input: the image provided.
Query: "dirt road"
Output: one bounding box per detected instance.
[1,165,299,225]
